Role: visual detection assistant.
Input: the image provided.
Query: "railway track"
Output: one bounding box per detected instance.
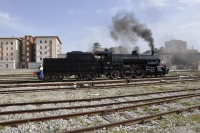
[0,76,199,94]
[0,92,199,129]
[0,75,192,85]
[61,105,200,133]
[0,88,199,107]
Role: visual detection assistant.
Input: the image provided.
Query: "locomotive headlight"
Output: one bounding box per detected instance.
[107,62,110,64]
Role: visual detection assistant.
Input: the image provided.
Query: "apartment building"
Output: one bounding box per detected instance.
[34,36,62,63]
[165,40,187,53]
[0,37,22,69]
[19,35,35,68]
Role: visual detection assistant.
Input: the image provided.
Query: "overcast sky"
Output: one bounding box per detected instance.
[0,0,200,53]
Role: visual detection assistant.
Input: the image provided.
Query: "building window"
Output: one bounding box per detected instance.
[45,46,47,49]
[11,58,13,60]
[27,58,29,61]
[11,47,13,50]
[40,52,42,55]
[6,58,8,60]
[11,53,13,56]
[6,47,8,50]
[49,40,52,44]
[40,40,42,43]
[6,64,8,68]
[27,47,29,50]
[27,53,29,56]
[40,46,42,49]
[11,42,13,45]
[6,42,8,45]
[45,40,47,43]
[6,53,8,56]
[45,52,47,54]
[40,58,42,60]
[1,42,3,45]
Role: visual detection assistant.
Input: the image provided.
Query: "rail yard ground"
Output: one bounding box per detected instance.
[0,69,200,132]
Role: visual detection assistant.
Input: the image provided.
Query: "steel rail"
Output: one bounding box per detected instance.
[60,105,200,133]
[0,93,199,115]
[0,93,199,127]
[0,75,180,84]
[0,77,199,94]
[0,76,196,88]
[0,88,199,107]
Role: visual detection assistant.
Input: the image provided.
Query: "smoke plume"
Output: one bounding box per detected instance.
[110,11,154,50]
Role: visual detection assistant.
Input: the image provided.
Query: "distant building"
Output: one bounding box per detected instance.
[110,46,129,54]
[94,48,105,52]
[186,48,198,53]
[198,61,200,70]
[57,54,67,58]
[0,37,22,69]
[34,36,62,63]
[0,35,62,69]
[165,40,187,53]
[19,35,35,68]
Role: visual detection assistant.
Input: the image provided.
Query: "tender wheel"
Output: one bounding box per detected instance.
[89,74,96,80]
[122,66,132,78]
[133,66,144,78]
[75,74,82,80]
[56,74,64,81]
[50,74,56,81]
[111,70,119,79]
[43,74,50,82]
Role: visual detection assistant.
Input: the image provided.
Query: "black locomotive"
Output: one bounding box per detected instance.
[39,49,169,81]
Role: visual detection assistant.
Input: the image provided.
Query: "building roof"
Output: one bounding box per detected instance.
[94,48,105,51]
[0,37,22,41]
[34,36,62,44]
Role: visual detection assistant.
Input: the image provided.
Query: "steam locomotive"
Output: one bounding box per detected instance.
[39,49,169,81]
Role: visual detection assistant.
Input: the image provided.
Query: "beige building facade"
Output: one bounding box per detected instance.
[165,40,187,53]
[0,37,21,69]
[0,36,62,69]
[35,36,62,63]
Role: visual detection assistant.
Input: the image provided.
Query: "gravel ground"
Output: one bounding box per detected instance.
[0,80,200,132]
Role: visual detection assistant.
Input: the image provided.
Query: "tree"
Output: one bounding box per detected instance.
[171,52,200,68]
[159,47,165,53]
[133,46,140,53]
[92,42,101,52]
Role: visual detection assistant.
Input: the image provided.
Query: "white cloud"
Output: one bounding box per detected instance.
[139,0,169,10]
[96,10,102,14]
[0,11,21,30]
[178,0,200,6]
[67,10,75,14]
[109,7,121,14]
[0,12,20,20]
[0,11,34,33]
[176,6,186,10]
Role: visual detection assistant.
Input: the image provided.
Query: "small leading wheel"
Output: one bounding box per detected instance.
[111,70,119,79]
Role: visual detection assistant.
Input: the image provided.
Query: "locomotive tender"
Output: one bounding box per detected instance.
[40,49,169,81]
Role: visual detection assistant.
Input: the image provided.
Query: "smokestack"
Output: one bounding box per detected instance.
[119,46,121,54]
[152,50,154,55]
